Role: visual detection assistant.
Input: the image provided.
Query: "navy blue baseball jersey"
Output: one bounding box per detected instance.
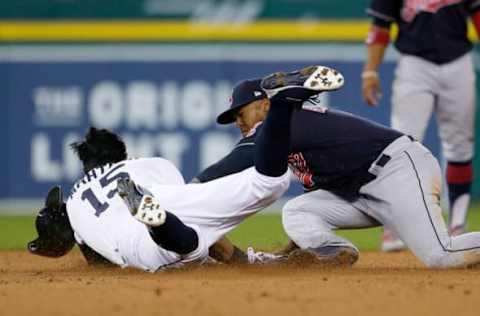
[195,107,403,199]
[367,0,480,64]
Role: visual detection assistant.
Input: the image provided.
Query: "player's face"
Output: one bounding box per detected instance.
[235,99,269,136]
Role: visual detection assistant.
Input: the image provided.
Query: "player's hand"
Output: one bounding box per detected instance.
[362,74,382,106]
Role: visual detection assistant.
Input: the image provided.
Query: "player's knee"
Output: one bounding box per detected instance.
[282,199,305,230]
[282,198,298,217]
[282,202,303,240]
[282,201,330,248]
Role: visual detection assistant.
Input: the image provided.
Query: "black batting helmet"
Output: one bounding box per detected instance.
[28,186,75,258]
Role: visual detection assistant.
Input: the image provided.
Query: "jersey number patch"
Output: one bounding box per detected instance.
[81,163,129,217]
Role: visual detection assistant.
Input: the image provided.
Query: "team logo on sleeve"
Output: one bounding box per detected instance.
[402,0,461,22]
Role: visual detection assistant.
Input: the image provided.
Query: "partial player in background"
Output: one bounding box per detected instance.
[362,0,479,252]
[28,67,334,271]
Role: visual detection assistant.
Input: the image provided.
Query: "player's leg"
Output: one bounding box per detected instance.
[255,65,342,177]
[117,66,332,262]
[117,178,200,256]
[446,161,473,235]
[437,52,475,235]
[117,74,305,263]
[117,76,311,262]
[282,189,380,265]
[362,141,480,268]
[391,55,437,140]
[185,79,307,265]
[382,55,438,251]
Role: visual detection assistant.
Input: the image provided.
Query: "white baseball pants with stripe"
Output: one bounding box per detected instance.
[283,136,480,268]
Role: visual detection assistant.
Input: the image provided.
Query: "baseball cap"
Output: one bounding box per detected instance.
[216,79,268,125]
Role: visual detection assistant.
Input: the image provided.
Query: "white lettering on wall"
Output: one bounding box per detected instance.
[63,133,82,180]
[126,81,158,129]
[199,132,237,169]
[88,81,124,129]
[159,81,180,130]
[31,133,62,181]
[30,80,239,183]
[157,134,190,169]
[33,86,83,126]
[123,133,157,158]
[181,81,213,130]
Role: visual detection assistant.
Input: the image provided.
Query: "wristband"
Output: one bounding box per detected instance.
[361,70,379,79]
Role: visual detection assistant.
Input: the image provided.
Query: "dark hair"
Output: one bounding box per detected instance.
[71,127,127,172]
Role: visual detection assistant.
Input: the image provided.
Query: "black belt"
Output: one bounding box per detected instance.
[355,135,416,193]
[317,135,417,199]
[374,135,415,168]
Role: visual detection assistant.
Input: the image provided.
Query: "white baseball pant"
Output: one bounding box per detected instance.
[283,136,480,268]
[391,52,475,161]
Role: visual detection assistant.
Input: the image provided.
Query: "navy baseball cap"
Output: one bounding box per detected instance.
[216,79,268,125]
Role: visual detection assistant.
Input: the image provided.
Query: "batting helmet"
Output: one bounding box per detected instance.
[28,186,76,258]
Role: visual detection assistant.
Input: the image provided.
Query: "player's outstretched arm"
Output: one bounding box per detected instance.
[193,141,255,183]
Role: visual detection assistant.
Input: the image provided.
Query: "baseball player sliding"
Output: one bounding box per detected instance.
[28,66,340,271]
[196,66,480,268]
[362,0,479,251]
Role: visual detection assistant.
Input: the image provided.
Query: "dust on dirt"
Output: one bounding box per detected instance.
[0,251,479,316]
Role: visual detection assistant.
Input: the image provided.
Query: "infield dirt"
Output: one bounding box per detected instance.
[0,251,478,316]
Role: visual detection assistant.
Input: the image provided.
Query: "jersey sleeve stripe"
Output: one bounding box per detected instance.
[235,142,255,149]
[366,8,396,22]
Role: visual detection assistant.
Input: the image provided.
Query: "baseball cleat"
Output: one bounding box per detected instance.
[286,246,359,267]
[261,65,345,99]
[117,178,166,227]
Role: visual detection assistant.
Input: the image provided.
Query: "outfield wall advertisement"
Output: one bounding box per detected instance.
[0,44,444,210]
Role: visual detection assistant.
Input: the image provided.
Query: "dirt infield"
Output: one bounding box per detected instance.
[0,251,479,316]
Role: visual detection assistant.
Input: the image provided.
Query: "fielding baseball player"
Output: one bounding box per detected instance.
[27,66,340,271]
[196,65,480,268]
[362,0,479,251]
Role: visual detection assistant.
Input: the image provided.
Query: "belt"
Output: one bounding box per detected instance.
[339,135,416,197]
[368,135,415,178]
